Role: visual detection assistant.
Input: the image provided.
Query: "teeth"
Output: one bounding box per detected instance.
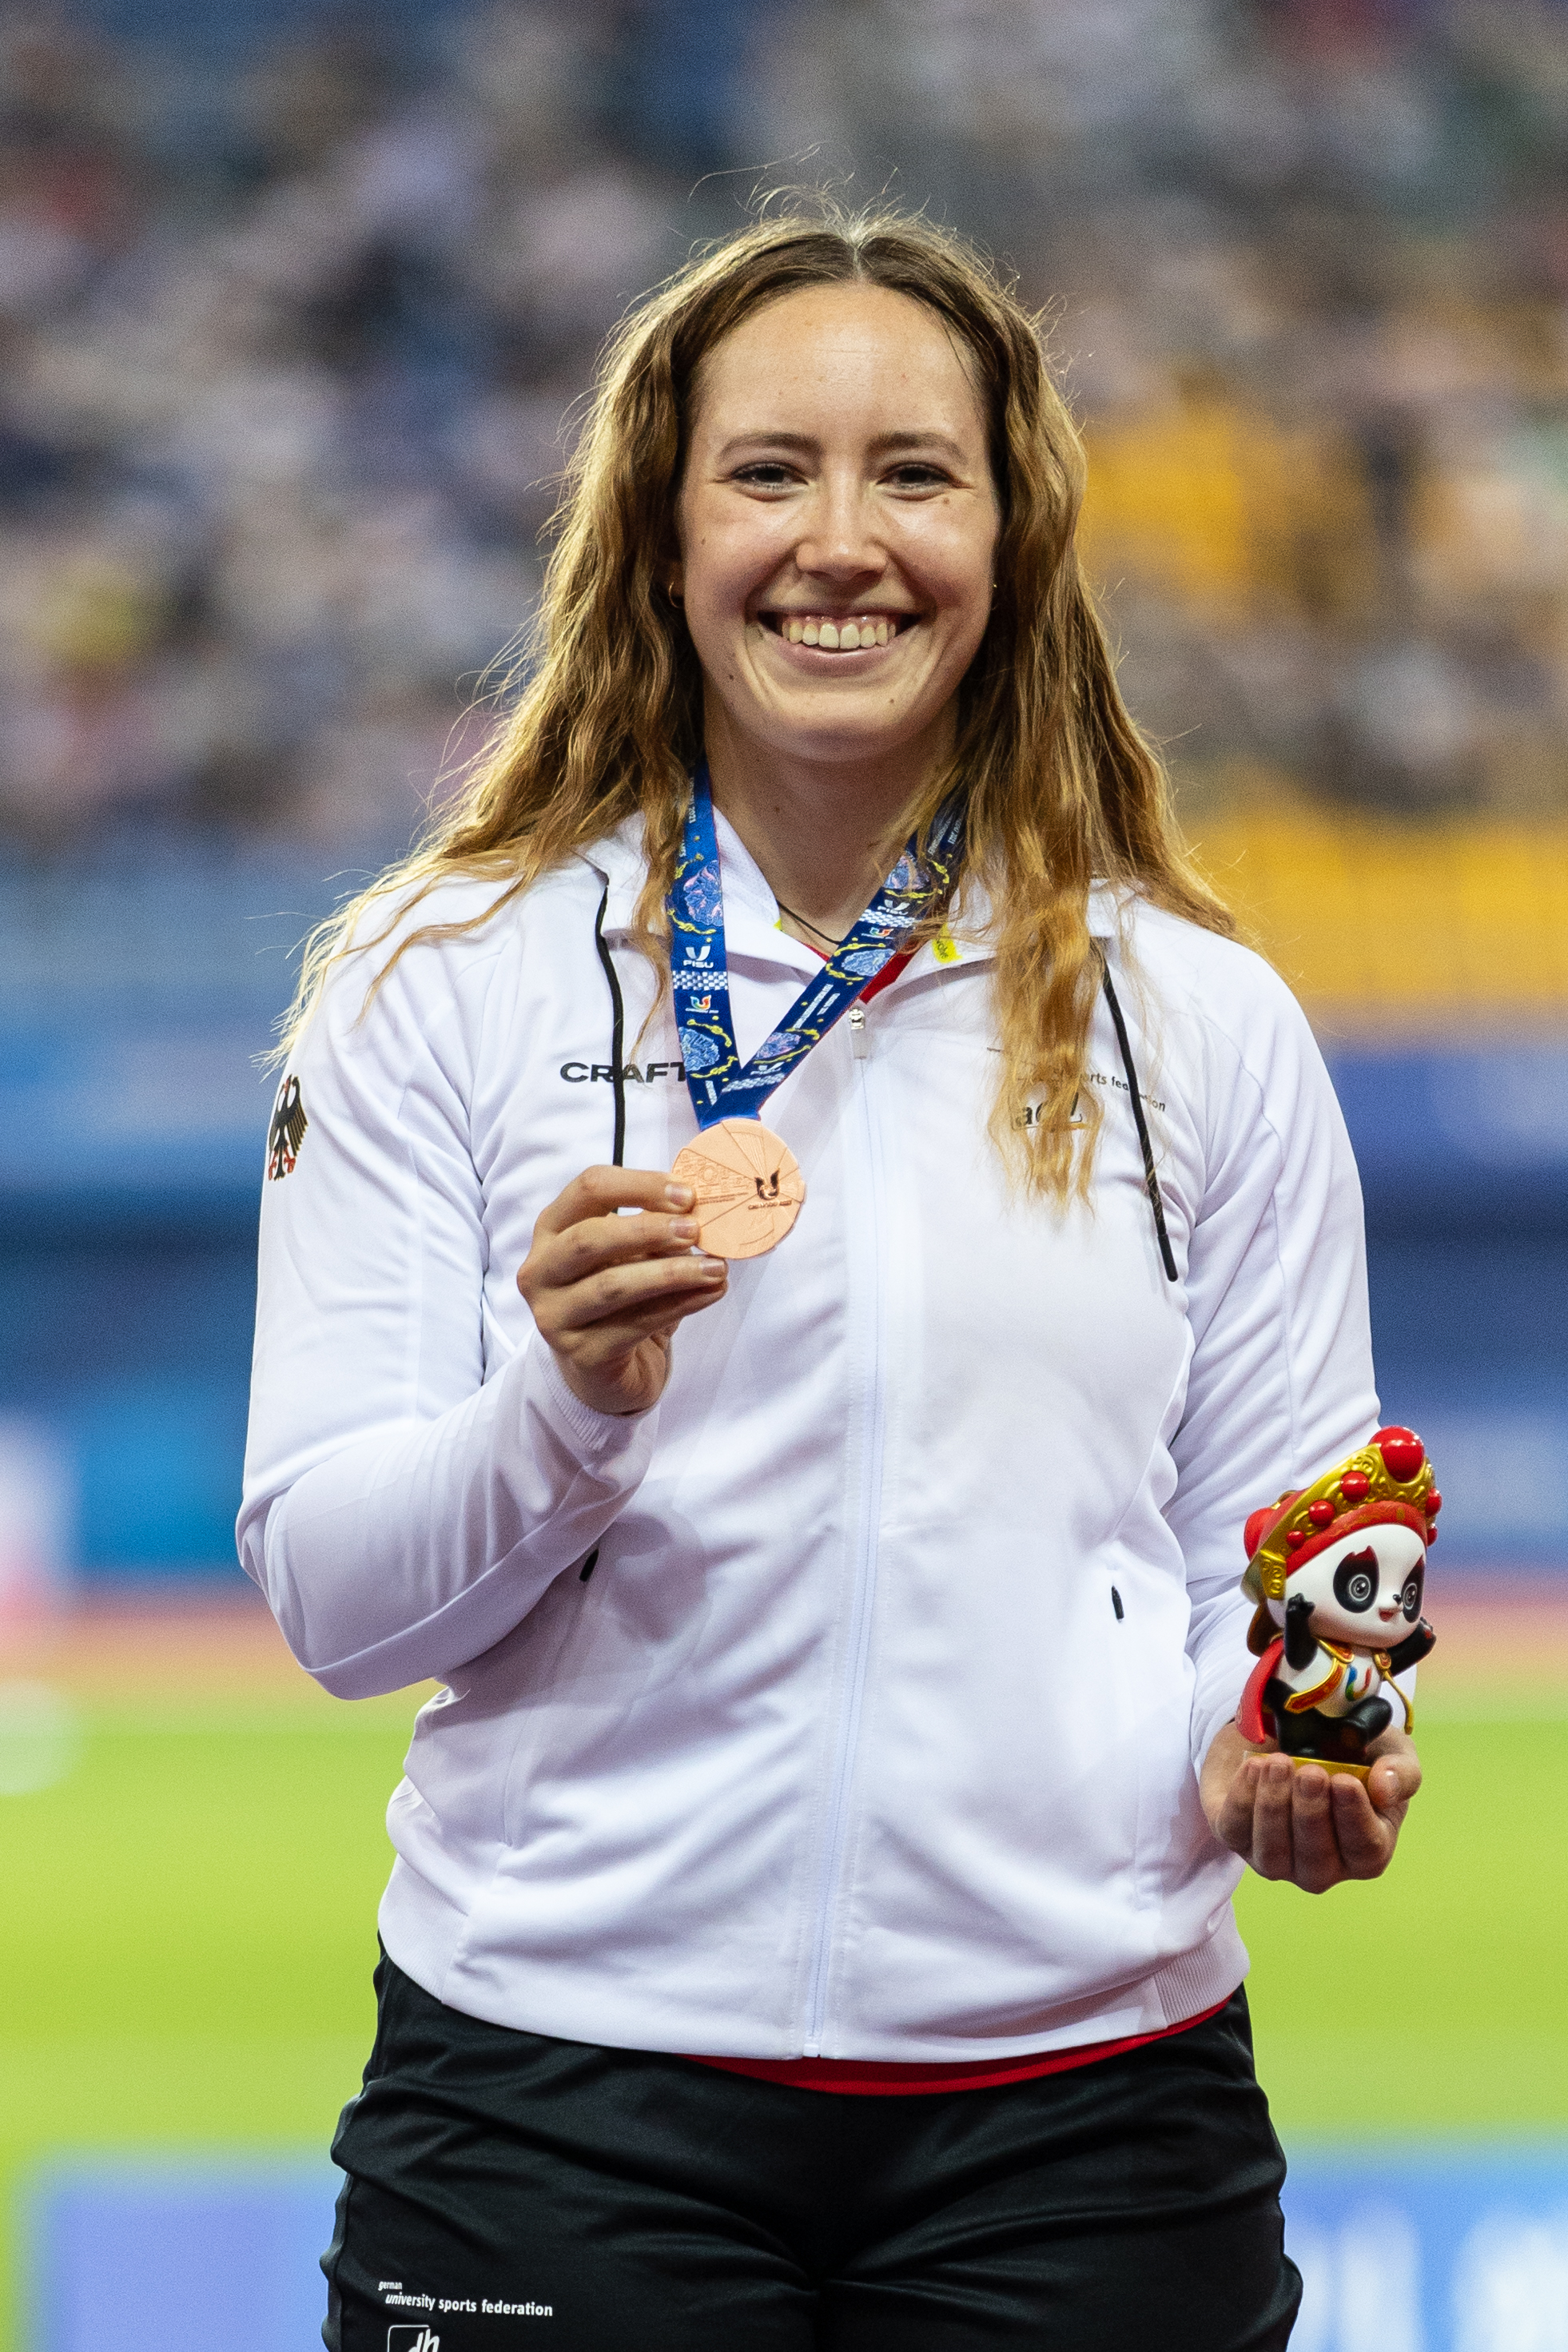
[777,615,902,648]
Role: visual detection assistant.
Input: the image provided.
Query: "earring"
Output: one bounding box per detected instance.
[668,580,683,607]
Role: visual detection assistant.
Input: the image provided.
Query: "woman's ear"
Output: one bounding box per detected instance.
[667,563,684,608]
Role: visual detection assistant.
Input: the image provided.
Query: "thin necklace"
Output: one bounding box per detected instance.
[774,898,844,952]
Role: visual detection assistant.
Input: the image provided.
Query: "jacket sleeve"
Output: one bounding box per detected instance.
[1167,954,1379,1773]
[237,923,657,1700]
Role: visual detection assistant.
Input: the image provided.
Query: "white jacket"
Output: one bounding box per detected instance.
[239,813,1378,2062]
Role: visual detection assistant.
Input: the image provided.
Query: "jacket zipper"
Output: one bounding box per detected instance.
[802,1002,886,2052]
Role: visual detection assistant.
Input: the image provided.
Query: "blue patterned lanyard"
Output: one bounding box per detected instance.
[667,764,965,1129]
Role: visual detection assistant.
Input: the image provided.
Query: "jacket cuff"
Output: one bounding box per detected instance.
[527,1336,660,1458]
[1192,1680,1250,1777]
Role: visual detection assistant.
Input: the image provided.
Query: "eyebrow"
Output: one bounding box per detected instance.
[714,429,972,463]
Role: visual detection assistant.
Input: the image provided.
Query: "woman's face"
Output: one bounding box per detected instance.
[674,283,1001,774]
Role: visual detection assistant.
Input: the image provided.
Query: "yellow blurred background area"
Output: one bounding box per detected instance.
[1077,348,1568,1030]
[1191,804,1568,1030]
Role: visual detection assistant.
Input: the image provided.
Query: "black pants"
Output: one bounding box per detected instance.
[324,1955,1300,2350]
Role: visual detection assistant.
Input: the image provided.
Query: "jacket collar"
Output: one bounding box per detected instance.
[579,816,1124,973]
[579,814,646,935]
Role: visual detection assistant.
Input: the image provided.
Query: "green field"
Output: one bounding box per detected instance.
[3,1697,1566,2352]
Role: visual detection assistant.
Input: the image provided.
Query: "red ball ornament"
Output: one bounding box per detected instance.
[1307,1499,1336,1528]
[1340,1470,1371,1502]
[1286,1529,1307,1550]
[1427,1489,1443,1515]
[1375,1426,1425,1482]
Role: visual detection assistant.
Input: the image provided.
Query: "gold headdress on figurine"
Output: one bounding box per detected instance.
[1241,1426,1440,1608]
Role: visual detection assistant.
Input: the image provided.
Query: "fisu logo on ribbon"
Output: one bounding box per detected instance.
[666,763,964,1131]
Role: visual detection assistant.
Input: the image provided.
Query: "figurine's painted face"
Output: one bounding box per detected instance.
[1276,1524,1426,1647]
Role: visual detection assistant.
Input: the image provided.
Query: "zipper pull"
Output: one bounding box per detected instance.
[848,1004,868,1060]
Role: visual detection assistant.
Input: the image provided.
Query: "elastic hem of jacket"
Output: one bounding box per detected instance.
[374,1884,1250,2069]
[682,1996,1232,2095]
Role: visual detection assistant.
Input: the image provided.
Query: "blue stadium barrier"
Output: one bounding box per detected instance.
[0,1001,276,1221]
[1327,1045,1568,1236]
[22,2163,339,2352]
[1282,2147,1568,2352]
[22,2147,1568,2350]
[1327,1045,1568,1573]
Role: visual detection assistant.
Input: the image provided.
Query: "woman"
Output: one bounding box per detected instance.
[241,206,1420,2350]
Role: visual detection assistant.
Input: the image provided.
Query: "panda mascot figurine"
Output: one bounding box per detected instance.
[1236,1425,1440,1779]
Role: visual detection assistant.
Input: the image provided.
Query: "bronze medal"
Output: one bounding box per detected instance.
[670,1118,804,1260]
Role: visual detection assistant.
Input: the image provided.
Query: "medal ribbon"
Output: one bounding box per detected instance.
[667,764,965,1130]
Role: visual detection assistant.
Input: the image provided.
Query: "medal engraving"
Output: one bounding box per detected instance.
[671,1118,804,1259]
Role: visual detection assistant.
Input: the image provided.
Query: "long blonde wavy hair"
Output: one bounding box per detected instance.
[282,201,1233,1200]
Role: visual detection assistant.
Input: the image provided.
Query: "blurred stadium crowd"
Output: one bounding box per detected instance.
[2,0,1568,855]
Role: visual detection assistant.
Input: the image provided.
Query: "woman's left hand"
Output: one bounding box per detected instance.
[1200,1720,1421,1893]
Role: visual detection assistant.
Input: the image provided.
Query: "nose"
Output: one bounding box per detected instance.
[792,471,887,587]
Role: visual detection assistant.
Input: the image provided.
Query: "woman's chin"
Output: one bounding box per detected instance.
[739,702,938,770]
[716,665,950,766]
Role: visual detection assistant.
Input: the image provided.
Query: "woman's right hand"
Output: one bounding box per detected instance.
[516,1168,727,1418]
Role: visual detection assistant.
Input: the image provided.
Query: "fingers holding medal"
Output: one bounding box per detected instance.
[518,1164,730,1418]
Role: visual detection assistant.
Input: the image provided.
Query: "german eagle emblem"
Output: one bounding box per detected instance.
[267,1073,308,1180]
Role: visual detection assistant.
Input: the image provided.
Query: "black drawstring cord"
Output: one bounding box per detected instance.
[1100,965,1179,1283]
[594,882,627,1168]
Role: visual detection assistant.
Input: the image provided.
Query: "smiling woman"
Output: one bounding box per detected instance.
[242,205,1414,2352]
